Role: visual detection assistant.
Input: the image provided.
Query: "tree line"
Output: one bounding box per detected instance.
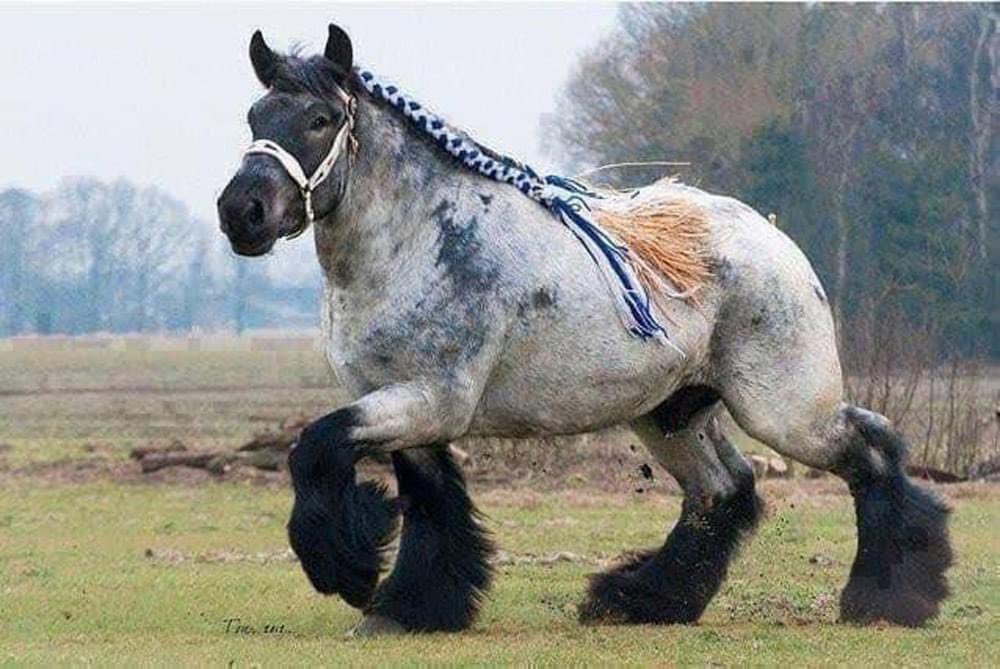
[546,3,997,360]
[0,178,319,337]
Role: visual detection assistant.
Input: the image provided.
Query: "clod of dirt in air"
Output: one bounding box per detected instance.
[808,553,836,567]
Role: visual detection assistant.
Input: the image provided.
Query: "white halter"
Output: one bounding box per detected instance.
[242,82,357,234]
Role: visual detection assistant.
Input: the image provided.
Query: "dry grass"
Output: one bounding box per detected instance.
[592,179,712,300]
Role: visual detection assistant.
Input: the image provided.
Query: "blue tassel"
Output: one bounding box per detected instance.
[548,199,668,341]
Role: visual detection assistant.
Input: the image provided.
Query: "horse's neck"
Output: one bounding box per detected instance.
[314,95,467,292]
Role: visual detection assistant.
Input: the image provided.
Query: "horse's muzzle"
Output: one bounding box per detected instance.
[217,174,281,257]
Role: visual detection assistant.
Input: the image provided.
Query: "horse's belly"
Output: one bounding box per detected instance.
[469,374,666,436]
[467,310,695,437]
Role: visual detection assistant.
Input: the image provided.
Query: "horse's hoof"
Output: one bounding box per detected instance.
[348,614,407,637]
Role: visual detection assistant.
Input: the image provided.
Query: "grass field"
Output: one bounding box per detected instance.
[1,343,999,666]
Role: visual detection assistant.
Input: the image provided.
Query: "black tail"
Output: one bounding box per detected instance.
[287,408,399,609]
[837,409,953,627]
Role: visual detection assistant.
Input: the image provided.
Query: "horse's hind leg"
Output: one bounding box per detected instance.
[356,446,494,634]
[725,391,953,626]
[579,386,764,624]
[833,407,952,625]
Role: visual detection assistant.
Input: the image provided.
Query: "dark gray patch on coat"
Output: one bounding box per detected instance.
[712,257,737,288]
[361,200,501,373]
[813,284,827,304]
[515,287,559,325]
[432,200,499,294]
[365,294,491,373]
[331,256,354,286]
[478,193,493,209]
[531,288,557,310]
[753,274,807,344]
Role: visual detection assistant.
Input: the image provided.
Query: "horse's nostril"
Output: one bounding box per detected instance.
[244,198,265,227]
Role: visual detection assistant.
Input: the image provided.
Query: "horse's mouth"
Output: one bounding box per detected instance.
[231,237,276,257]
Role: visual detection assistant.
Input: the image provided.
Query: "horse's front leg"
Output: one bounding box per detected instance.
[287,383,492,632]
[356,446,494,635]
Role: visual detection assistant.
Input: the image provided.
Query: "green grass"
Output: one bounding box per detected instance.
[2,344,998,665]
[1,482,997,667]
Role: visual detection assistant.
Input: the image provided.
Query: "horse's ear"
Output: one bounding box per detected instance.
[250,30,278,87]
[324,24,353,74]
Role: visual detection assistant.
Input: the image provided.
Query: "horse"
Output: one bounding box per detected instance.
[217,24,952,635]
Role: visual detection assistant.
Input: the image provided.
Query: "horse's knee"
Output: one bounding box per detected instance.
[635,397,744,508]
[287,407,399,608]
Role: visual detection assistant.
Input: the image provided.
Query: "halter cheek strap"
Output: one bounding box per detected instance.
[242,84,357,236]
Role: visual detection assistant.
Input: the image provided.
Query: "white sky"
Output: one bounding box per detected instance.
[0,2,619,226]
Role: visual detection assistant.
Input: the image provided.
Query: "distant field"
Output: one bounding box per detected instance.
[1,339,998,666]
[0,342,341,468]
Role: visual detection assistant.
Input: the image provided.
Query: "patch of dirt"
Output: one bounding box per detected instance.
[724,591,839,625]
[142,544,627,570]
[144,547,298,565]
[3,414,998,504]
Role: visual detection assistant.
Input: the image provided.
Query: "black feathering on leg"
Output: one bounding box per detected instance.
[287,408,399,609]
[579,469,763,625]
[368,446,495,632]
[835,408,952,627]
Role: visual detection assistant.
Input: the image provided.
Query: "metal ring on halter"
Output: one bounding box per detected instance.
[242,82,357,236]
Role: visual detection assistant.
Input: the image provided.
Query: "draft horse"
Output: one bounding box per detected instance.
[217,24,952,634]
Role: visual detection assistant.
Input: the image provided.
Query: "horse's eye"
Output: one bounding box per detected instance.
[310,116,330,131]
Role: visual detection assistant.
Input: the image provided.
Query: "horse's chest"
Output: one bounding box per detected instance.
[321,275,502,397]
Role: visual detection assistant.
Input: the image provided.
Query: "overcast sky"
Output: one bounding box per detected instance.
[0,2,618,225]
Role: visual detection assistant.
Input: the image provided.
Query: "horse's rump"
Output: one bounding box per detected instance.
[590,179,711,302]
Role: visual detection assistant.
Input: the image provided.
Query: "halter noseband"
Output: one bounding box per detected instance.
[242,82,357,236]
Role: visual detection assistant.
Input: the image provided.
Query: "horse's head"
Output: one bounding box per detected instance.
[218,25,356,256]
